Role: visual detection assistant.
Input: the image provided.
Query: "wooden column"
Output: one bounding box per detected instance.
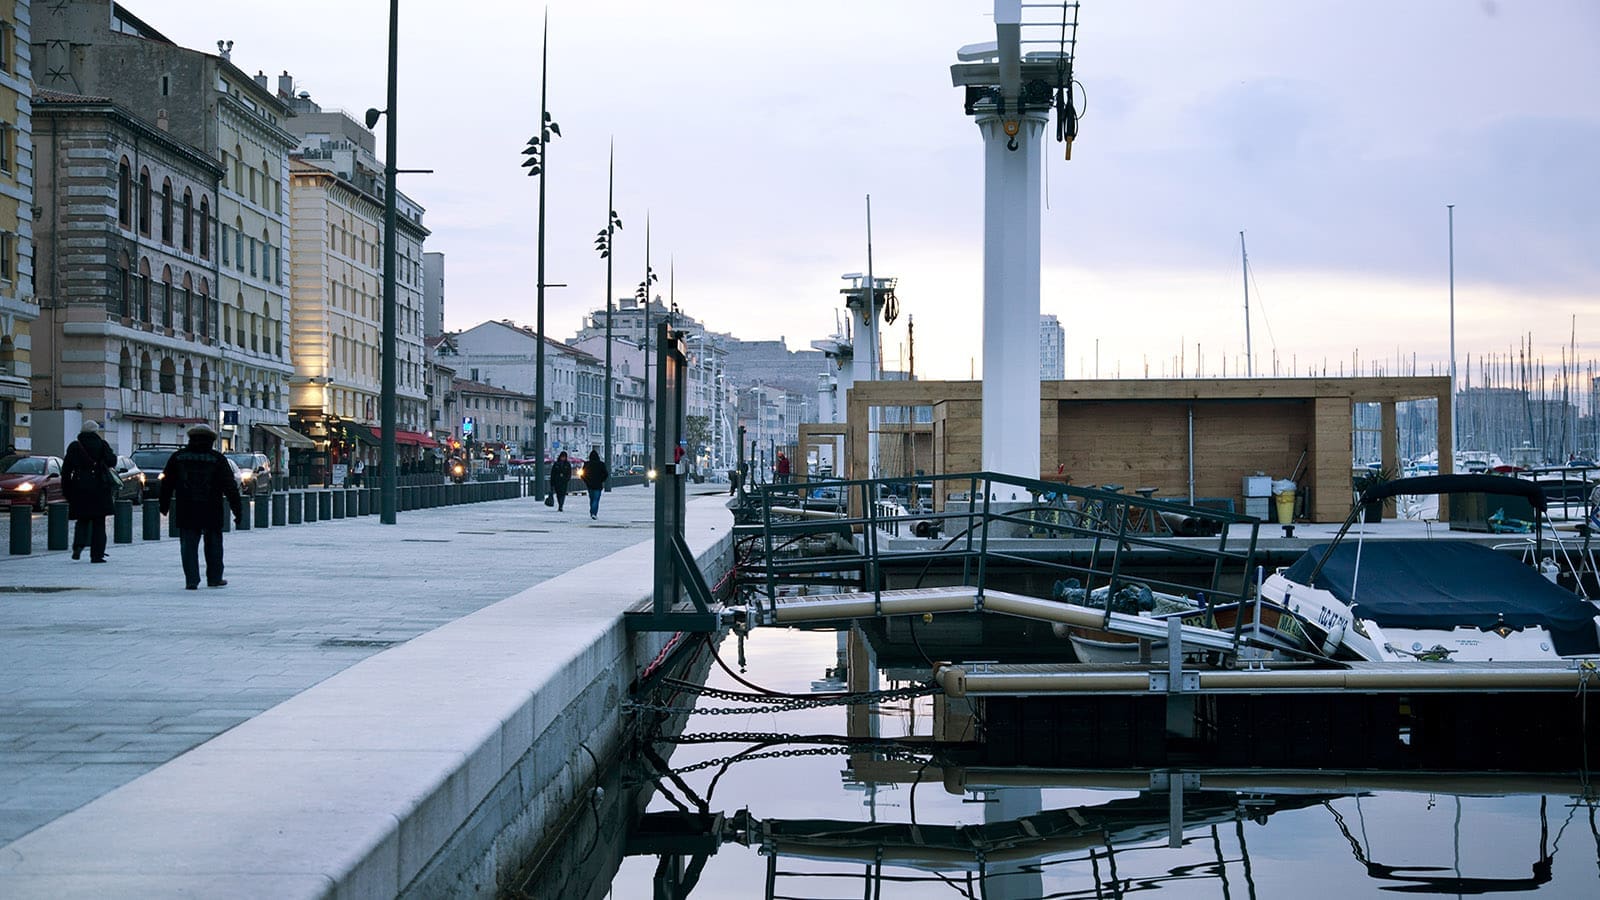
[1310,397,1353,522]
[1381,400,1399,515]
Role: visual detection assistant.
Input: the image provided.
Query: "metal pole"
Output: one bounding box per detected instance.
[1241,230,1252,377]
[1448,204,1457,455]
[603,142,615,470]
[533,13,551,500]
[643,217,652,472]
[379,0,399,524]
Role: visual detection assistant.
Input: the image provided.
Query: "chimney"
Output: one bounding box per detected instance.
[216,40,233,61]
[278,70,294,98]
[254,70,268,90]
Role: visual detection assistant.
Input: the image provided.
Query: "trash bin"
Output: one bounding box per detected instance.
[1272,479,1296,524]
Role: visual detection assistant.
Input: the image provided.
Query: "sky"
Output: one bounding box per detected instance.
[123,0,1600,383]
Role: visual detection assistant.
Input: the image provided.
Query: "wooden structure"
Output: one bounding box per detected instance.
[844,377,1453,523]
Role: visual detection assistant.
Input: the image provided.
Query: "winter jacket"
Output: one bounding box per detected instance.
[580,456,609,491]
[62,432,117,519]
[550,458,572,493]
[159,436,243,531]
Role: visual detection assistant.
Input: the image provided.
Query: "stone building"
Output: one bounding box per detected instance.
[32,1,297,460]
[449,319,602,460]
[450,378,537,456]
[0,0,33,453]
[30,89,226,454]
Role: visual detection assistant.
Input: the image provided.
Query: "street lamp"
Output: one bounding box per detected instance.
[594,147,622,471]
[363,0,399,524]
[521,11,560,500]
[636,251,657,474]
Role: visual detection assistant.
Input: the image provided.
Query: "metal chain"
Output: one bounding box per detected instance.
[659,680,941,707]
[670,742,931,776]
[628,683,941,716]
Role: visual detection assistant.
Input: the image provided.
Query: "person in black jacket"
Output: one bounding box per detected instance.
[549,450,572,511]
[580,449,609,520]
[62,420,117,562]
[159,423,243,589]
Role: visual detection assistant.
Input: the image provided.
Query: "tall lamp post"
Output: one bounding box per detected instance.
[521,12,560,499]
[636,219,657,472]
[1447,203,1457,462]
[365,0,399,524]
[594,146,622,469]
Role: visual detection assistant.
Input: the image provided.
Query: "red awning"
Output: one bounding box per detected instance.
[123,414,208,424]
[369,428,440,448]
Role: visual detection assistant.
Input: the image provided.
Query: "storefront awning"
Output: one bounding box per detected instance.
[340,421,379,446]
[370,428,441,448]
[254,422,316,449]
[124,413,208,424]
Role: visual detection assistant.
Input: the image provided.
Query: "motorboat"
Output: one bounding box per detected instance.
[1258,474,1600,662]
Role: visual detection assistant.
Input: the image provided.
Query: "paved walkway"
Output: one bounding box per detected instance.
[0,485,668,846]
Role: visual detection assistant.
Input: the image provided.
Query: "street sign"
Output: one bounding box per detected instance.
[462,416,475,436]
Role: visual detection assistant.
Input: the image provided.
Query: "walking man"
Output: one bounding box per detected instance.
[550,450,572,511]
[159,423,243,589]
[62,420,116,563]
[775,450,791,484]
[581,449,609,520]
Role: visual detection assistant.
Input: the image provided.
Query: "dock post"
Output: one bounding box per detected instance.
[1165,616,1195,739]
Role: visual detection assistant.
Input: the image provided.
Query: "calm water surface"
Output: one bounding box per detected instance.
[532,629,1600,899]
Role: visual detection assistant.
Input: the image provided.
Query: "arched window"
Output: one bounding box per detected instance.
[160,178,173,244]
[198,196,210,258]
[250,310,258,352]
[198,278,210,337]
[235,294,246,345]
[222,377,234,405]
[261,228,272,282]
[160,266,173,327]
[263,300,273,356]
[234,217,243,272]
[199,362,211,395]
[180,273,193,333]
[118,348,133,389]
[117,158,132,228]
[138,167,151,235]
[182,359,194,397]
[159,357,176,394]
[137,258,151,322]
[232,144,243,192]
[181,188,194,252]
[139,352,153,393]
[116,252,131,318]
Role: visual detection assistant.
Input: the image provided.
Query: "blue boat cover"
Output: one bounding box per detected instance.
[1284,541,1600,656]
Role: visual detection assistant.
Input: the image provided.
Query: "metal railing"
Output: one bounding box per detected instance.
[749,471,1262,622]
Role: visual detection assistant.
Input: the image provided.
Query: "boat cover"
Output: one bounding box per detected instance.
[1284,541,1600,656]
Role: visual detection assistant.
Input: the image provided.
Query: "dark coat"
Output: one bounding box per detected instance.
[159,436,243,531]
[550,458,572,493]
[580,456,609,491]
[62,432,117,519]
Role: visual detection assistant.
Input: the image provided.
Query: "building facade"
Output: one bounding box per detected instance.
[1040,313,1064,380]
[450,378,535,454]
[30,90,225,455]
[449,320,602,459]
[423,250,444,341]
[33,1,297,460]
[0,1,32,453]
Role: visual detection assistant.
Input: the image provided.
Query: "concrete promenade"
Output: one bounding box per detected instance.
[0,484,728,896]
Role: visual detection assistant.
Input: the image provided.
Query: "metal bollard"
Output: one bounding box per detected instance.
[168,503,180,537]
[288,491,304,525]
[256,492,271,528]
[143,498,162,540]
[332,490,346,519]
[9,504,32,555]
[220,500,232,532]
[237,496,252,531]
[47,502,69,551]
[304,490,319,523]
[114,499,134,544]
[318,490,333,520]
[272,491,288,526]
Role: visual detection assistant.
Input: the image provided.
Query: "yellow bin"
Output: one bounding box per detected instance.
[1272,479,1296,523]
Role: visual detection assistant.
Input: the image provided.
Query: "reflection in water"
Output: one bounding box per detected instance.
[509,629,1600,899]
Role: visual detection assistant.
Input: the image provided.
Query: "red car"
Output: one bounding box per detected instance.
[0,454,65,511]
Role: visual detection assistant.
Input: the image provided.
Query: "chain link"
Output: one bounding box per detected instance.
[670,742,932,776]
[629,682,941,717]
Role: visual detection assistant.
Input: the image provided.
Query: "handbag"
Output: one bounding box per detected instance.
[544,493,555,507]
[104,467,123,490]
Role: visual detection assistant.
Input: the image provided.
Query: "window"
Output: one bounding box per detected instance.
[119,348,133,389]
[161,267,173,326]
[198,279,211,337]
[181,275,193,332]
[235,229,243,271]
[139,352,153,392]
[137,259,151,322]
[116,254,131,317]
[118,159,132,228]
[0,232,12,281]
[221,224,230,265]
[138,168,151,235]
[181,188,194,252]
[182,360,194,396]
[199,197,210,258]
[0,123,12,173]
[248,237,257,277]
[161,74,170,97]
[159,358,176,394]
[200,362,211,395]
[160,179,173,244]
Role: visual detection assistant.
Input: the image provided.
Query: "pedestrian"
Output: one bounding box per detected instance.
[550,450,572,511]
[159,423,244,589]
[62,420,117,563]
[352,457,365,487]
[581,449,609,520]
[775,450,791,484]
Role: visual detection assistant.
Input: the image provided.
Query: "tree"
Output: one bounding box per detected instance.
[684,415,710,473]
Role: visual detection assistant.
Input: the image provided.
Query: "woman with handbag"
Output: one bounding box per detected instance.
[62,420,117,563]
[549,450,572,511]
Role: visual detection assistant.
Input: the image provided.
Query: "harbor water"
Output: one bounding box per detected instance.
[511,628,1600,899]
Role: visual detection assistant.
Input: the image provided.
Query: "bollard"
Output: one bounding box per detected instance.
[168,503,180,537]
[47,502,69,551]
[305,490,320,523]
[288,491,303,525]
[357,487,370,517]
[221,500,232,532]
[114,499,134,544]
[318,490,333,520]
[433,484,443,508]
[143,498,162,540]
[9,504,32,555]
[366,487,379,516]
[332,490,346,519]
[344,488,357,518]
[256,492,271,528]
[402,485,415,511]
[237,496,252,531]
[272,491,288,527]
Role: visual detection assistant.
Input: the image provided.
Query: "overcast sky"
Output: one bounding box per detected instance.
[125,0,1599,382]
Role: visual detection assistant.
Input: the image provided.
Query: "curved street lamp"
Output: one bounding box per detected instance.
[594,153,622,471]
[521,12,560,499]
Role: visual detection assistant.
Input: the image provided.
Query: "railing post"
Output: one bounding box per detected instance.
[976,475,992,602]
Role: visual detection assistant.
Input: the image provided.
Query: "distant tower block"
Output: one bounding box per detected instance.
[951,0,1079,480]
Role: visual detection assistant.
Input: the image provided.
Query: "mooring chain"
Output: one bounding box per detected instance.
[670,743,932,776]
[625,683,942,717]
[662,731,945,748]
[661,680,941,706]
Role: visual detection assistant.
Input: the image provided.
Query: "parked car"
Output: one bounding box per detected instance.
[130,447,177,500]
[0,454,65,510]
[111,456,146,503]
[225,452,272,495]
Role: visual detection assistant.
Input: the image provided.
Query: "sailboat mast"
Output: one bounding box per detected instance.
[1240,231,1252,377]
